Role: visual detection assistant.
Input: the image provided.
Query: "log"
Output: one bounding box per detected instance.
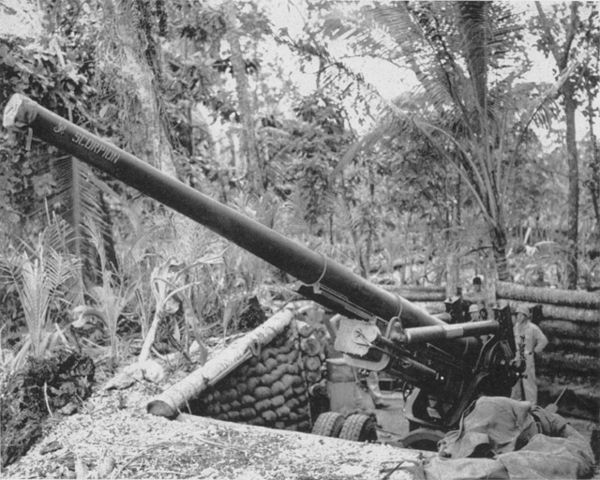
[147,308,295,419]
[539,320,600,342]
[506,301,599,324]
[538,352,600,377]
[412,302,446,315]
[382,285,446,294]
[497,282,600,309]
[546,338,600,356]
[393,291,446,302]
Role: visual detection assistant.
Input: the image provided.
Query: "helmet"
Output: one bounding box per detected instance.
[515,305,530,316]
[469,304,481,314]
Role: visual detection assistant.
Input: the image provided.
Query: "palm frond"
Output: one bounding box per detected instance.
[43,155,117,278]
[457,1,489,111]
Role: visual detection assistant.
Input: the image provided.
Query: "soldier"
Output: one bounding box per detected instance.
[468,303,482,322]
[511,305,548,404]
[464,276,488,319]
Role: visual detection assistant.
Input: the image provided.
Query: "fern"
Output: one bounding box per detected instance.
[0,228,80,368]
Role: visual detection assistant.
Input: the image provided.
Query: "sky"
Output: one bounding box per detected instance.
[262,0,596,144]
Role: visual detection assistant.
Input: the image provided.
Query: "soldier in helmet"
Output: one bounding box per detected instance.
[464,276,488,319]
[468,303,483,322]
[511,305,548,404]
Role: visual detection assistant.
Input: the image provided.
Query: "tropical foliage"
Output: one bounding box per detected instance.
[0,0,598,375]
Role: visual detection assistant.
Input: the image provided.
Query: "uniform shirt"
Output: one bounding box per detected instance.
[514,320,548,357]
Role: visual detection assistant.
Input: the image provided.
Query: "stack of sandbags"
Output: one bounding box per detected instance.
[148,307,337,433]
[194,328,311,431]
[297,321,326,385]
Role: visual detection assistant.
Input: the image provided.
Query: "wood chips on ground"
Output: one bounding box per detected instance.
[2,346,431,480]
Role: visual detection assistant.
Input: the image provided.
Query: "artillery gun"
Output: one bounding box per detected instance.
[3,94,521,448]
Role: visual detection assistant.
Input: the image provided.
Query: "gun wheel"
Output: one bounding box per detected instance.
[311,412,345,437]
[401,428,444,451]
[338,414,378,442]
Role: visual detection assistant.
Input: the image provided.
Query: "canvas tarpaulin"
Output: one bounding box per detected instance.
[424,396,594,480]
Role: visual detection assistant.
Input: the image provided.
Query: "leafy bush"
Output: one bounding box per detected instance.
[0,225,81,373]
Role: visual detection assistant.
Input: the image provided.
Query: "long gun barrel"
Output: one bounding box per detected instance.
[2,94,499,346]
[5,94,518,434]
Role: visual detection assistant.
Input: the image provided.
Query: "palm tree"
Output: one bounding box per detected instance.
[330,2,573,282]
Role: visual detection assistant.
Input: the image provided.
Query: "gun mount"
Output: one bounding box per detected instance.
[3,94,521,442]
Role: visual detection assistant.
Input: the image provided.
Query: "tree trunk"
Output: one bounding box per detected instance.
[103,0,178,179]
[564,81,579,289]
[446,172,461,297]
[585,87,600,230]
[489,224,510,281]
[224,3,262,193]
[496,281,600,309]
[535,2,580,289]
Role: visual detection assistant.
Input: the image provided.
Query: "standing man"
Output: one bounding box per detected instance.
[511,305,548,404]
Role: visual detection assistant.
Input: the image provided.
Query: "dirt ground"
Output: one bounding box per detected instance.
[2,337,598,480]
[0,378,432,480]
[3,372,598,480]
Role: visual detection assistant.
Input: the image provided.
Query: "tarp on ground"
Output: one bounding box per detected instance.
[424,396,594,480]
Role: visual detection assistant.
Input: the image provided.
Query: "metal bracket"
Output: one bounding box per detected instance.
[342,353,390,372]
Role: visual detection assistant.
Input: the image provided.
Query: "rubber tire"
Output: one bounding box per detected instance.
[338,414,378,442]
[311,412,345,437]
[401,428,445,451]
